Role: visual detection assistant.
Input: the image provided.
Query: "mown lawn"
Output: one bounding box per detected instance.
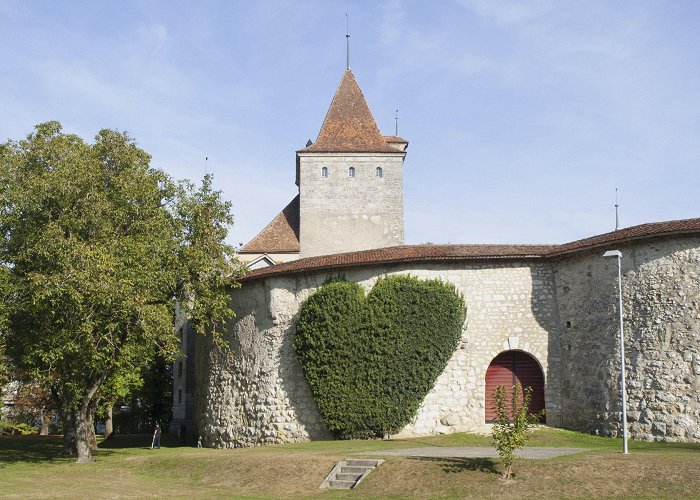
[1,428,699,499]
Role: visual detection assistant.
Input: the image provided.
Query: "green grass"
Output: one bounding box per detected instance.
[1,428,699,499]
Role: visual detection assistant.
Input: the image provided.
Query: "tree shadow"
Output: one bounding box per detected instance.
[0,435,113,464]
[408,456,499,474]
[98,433,196,449]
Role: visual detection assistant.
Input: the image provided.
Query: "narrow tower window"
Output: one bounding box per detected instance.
[321,166,328,178]
[375,167,383,178]
[348,167,355,178]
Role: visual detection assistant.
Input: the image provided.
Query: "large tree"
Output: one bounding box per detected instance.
[0,122,244,462]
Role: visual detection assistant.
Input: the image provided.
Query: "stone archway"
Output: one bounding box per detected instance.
[484,350,545,422]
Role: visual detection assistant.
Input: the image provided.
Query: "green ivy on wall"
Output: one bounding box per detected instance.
[294,275,466,439]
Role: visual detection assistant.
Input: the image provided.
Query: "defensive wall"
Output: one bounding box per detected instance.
[191,220,700,447]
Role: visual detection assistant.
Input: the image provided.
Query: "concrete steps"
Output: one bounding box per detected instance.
[320,458,383,489]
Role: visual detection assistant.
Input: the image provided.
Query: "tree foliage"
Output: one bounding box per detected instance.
[0,122,244,461]
[491,383,542,479]
[294,275,466,439]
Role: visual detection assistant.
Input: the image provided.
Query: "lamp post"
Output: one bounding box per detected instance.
[603,249,629,454]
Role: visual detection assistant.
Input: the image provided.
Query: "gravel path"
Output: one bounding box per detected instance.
[360,447,587,459]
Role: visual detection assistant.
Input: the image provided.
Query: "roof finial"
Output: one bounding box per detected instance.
[345,13,350,70]
[205,156,208,175]
[615,187,620,231]
[394,109,399,136]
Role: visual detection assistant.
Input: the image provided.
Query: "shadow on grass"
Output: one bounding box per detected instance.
[408,456,499,474]
[0,435,98,464]
[98,434,196,449]
[0,434,196,465]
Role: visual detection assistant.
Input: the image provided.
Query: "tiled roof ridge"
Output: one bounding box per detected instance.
[299,70,398,154]
[240,195,300,254]
[549,217,700,256]
[241,217,700,280]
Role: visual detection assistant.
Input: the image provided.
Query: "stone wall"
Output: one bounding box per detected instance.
[298,152,405,258]
[554,235,700,441]
[195,260,561,447]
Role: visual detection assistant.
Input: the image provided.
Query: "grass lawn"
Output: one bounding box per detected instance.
[1,427,699,499]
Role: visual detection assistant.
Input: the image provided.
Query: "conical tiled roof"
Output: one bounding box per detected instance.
[300,70,397,153]
[240,195,300,253]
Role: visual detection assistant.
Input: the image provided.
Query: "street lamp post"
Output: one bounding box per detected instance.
[603,249,629,454]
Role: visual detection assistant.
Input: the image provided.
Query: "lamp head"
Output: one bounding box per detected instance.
[603,250,622,258]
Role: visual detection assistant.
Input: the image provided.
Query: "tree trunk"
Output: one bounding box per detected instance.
[104,406,113,440]
[74,405,95,463]
[61,413,77,456]
[39,409,49,436]
[87,410,98,450]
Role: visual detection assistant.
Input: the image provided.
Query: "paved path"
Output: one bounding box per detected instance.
[360,447,587,459]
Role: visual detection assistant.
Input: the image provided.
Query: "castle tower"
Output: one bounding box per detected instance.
[296,70,408,258]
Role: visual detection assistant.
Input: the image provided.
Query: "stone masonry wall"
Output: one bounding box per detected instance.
[554,236,700,441]
[195,260,561,447]
[298,152,404,258]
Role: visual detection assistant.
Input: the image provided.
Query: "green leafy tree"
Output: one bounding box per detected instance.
[491,383,542,479]
[0,122,244,462]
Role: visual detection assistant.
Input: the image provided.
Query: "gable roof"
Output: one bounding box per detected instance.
[240,195,300,254]
[242,217,700,280]
[299,70,398,154]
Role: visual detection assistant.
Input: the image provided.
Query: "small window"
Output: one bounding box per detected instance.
[321,166,328,178]
[178,389,182,404]
[178,362,183,378]
[375,167,383,178]
[178,327,183,342]
[348,167,355,178]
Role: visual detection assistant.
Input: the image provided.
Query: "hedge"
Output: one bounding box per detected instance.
[294,275,466,439]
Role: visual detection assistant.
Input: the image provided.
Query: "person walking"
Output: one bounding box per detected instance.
[152,423,161,449]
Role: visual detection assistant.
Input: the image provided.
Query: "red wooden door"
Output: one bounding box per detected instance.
[485,351,545,422]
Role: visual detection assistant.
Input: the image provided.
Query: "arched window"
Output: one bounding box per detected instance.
[375,167,383,178]
[348,167,355,178]
[321,166,328,178]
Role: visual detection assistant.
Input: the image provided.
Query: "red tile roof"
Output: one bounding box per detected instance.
[240,195,300,254]
[383,136,408,143]
[299,70,399,154]
[241,217,700,280]
[550,218,700,256]
[244,244,554,280]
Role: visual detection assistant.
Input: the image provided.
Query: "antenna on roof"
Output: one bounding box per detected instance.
[205,156,209,175]
[345,13,350,70]
[615,187,619,231]
[395,109,399,136]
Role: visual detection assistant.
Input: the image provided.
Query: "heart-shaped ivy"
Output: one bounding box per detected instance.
[294,275,465,439]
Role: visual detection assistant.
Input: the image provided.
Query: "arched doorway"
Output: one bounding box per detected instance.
[485,350,545,422]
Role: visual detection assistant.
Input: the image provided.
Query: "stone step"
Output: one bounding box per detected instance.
[340,466,370,474]
[345,459,381,467]
[336,473,363,482]
[329,480,356,489]
[320,458,384,490]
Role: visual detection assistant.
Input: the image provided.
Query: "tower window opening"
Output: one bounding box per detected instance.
[348,167,355,178]
[178,389,182,404]
[321,166,328,178]
[375,167,383,178]
[178,362,183,378]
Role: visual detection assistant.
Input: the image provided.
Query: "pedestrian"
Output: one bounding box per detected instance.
[152,423,161,449]
[197,435,202,448]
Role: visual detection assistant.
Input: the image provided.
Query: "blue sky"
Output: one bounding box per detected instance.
[2,1,699,247]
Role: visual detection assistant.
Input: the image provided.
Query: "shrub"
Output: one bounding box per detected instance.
[294,275,465,439]
[491,383,542,479]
